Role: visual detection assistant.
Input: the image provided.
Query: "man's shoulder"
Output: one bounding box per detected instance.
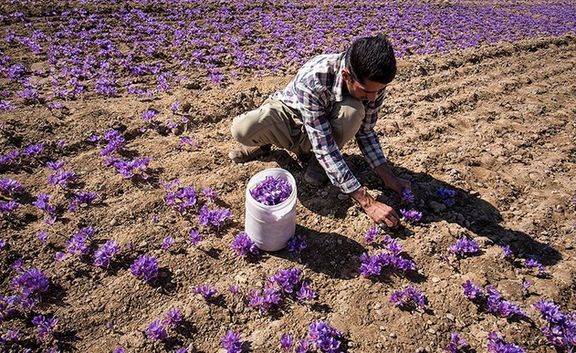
[295,53,342,90]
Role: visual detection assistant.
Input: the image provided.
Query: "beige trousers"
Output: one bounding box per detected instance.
[230,96,365,156]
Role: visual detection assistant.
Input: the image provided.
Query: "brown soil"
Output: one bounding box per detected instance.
[1,34,576,352]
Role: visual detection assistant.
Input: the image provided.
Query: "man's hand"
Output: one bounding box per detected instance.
[350,187,400,228]
[375,164,412,196]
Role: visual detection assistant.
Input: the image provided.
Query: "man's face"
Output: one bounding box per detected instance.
[342,69,387,103]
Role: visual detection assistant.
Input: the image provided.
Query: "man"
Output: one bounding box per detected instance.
[229,34,411,228]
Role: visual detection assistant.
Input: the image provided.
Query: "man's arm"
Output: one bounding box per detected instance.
[356,91,412,196]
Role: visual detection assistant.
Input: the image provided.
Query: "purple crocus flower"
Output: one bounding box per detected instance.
[142,109,159,122]
[250,176,292,206]
[93,240,120,268]
[221,330,243,353]
[31,315,57,340]
[188,229,203,245]
[130,255,159,282]
[437,187,457,206]
[201,187,218,202]
[198,205,231,229]
[68,191,98,212]
[389,285,428,311]
[308,321,343,353]
[145,320,167,341]
[445,332,470,353]
[161,236,175,250]
[23,143,44,157]
[524,257,547,276]
[0,178,24,195]
[0,200,19,213]
[364,226,379,244]
[48,169,77,188]
[163,308,183,328]
[501,245,514,258]
[280,333,294,351]
[46,160,64,170]
[287,233,307,253]
[231,232,259,257]
[113,347,125,353]
[449,238,480,257]
[194,284,217,300]
[401,188,415,203]
[33,193,56,215]
[166,186,197,214]
[487,332,525,353]
[66,227,95,256]
[462,280,485,301]
[295,281,316,302]
[400,209,422,224]
[11,268,50,299]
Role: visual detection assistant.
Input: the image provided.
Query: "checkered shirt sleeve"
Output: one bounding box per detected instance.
[356,91,388,169]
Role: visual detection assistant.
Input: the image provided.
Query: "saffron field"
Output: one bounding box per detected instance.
[1,1,576,352]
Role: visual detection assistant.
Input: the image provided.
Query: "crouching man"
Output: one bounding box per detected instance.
[229,34,411,228]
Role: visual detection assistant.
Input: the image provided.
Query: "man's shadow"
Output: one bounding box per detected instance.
[272,150,562,267]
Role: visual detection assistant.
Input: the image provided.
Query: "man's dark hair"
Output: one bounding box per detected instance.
[345,34,396,84]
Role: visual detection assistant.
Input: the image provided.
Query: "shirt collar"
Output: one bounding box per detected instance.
[332,52,347,103]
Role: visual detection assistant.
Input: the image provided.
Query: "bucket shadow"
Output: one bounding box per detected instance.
[270,150,561,266]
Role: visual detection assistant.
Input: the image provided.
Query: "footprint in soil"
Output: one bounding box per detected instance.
[273,152,562,268]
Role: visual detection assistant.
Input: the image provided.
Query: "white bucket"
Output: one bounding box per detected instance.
[245,168,297,251]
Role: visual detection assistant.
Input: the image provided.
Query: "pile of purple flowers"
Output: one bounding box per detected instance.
[250,176,292,206]
[449,238,480,258]
[221,330,244,353]
[533,299,576,350]
[462,280,526,320]
[66,227,96,257]
[231,232,259,258]
[359,236,416,277]
[389,285,428,311]
[145,308,183,341]
[280,321,344,353]
[248,268,316,314]
[130,255,159,283]
[0,144,45,170]
[437,187,457,206]
[487,332,525,353]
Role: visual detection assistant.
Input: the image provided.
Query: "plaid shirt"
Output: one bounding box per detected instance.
[271,53,388,194]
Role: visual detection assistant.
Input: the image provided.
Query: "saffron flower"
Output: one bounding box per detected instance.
[287,233,307,253]
[163,308,183,328]
[188,229,203,245]
[93,240,120,268]
[198,205,231,229]
[308,321,343,353]
[389,285,428,311]
[201,187,218,202]
[231,232,259,257]
[437,187,457,206]
[401,188,415,203]
[445,332,470,353]
[32,315,58,340]
[107,157,151,179]
[449,238,480,258]
[145,320,167,341]
[161,236,175,250]
[462,281,526,320]
[524,257,547,277]
[48,169,77,188]
[280,333,294,351]
[400,208,422,224]
[0,178,24,195]
[487,332,525,353]
[364,226,379,244]
[194,284,217,300]
[68,191,98,212]
[66,227,96,256]
[250,176,292,206]
[165,185,197,214]
[221,330,243,353]
[0,200,19,214]
[130,255,159,283]
[11,268,50,299]
[533,299,576,349]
